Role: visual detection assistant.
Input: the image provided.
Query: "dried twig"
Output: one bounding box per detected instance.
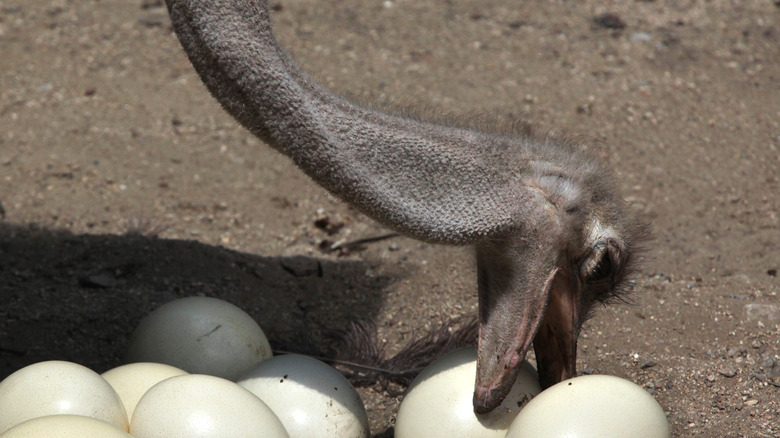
[330,233,399,251]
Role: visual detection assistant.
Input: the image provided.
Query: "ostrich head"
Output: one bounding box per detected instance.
[472,150,647,412]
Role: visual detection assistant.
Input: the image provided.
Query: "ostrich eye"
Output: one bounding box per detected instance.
[581,240,618,284]
[586,251,613,282]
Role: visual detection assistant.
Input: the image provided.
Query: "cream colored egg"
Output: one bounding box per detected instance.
[130,374,288,438]
[101,362,188,420]
[506,374,670,438]
[394,347,541,438]
[0,415,133,438]
[237,354,369,438]
[123,296,272,380]
[0,361,128,434]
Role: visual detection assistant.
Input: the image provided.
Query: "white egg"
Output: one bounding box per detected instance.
[123,296,272,380]
[505,374,671,438]
[0,415,133,438]
[129,374,288,438]
[0,361,128,434]
[394,347,541,438]
[101,362,188,420]
[237,354,369,438]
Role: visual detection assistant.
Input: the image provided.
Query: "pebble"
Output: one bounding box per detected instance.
[640,360,658,369]
[727,347,746,358]
[719,365,738,378]
[279,256,321,277]
[138,12,168,28]
[593,12,626,30]
[78,272,118,289]
[630,32,652,42]
[744,304,779,323]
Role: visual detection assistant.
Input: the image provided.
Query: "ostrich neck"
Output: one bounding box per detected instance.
[166,0,565,243]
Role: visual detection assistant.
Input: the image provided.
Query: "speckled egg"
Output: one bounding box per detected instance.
[123,296,272,380]
[236,354,370,438]
[505,374,671,438]
[394,347,541,438]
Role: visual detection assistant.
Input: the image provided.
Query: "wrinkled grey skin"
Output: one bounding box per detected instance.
[164,0,648,413]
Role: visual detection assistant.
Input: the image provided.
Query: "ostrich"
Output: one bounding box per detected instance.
[163,0,647,413]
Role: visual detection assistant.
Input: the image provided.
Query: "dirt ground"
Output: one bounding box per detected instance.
[1,0,778,436]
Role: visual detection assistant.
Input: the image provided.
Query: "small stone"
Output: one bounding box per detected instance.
[594,12,626,30]
[640,360,658,369]
[78,271,118,289]
[630,32,652,42]
[744,399,758,406]
[280,256,321,277]
[745,304,780,323]
[758,353,775,369]
[727,347,746,358]
[138,11,168,27]
[719,365,738,378]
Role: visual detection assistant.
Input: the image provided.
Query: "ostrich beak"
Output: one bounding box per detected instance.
[473,247,580,414]
[532,271,580,390]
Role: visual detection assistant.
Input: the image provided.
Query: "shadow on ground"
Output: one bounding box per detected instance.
[0,222,397,377]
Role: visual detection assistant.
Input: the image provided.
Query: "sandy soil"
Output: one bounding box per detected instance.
[1,0,778,436]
